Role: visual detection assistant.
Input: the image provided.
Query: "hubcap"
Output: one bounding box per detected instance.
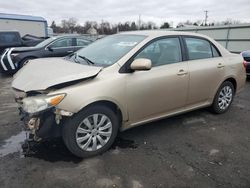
[218,86,233,110]
[76,114,112,151]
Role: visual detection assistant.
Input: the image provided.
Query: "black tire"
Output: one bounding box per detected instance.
[62,105,119,158]
[19,57,35,69]
[210,81,235,114]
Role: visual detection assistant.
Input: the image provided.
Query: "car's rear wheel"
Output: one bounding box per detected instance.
[62,105,119,158]
[211,81,235,114]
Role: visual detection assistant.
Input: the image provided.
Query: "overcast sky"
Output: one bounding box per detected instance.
[0,0,249,26]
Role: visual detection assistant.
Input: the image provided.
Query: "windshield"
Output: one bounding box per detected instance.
[75,34,146,66]
[35,37,57,48]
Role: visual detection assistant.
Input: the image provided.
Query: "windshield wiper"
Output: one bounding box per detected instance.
[77,55,95,65]
[72,53,80,64]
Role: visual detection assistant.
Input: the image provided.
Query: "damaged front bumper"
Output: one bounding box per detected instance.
[13,89,73,142]
[19,107,73,142]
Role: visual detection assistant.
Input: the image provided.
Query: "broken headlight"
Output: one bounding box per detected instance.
[22,94,66,114]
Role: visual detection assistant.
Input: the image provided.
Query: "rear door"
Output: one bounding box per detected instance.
[183,36,225,105]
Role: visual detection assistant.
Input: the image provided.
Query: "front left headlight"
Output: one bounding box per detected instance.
[22,94,66,114]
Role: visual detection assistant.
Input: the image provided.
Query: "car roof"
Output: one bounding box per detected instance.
[52,35,93,41]
[119,30,210,39]
[118,30,231,57]
[0,30,20,33]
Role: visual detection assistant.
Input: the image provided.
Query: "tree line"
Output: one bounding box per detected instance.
[50,18,241,35]
[50,18,169,35]
[176,18,241,28]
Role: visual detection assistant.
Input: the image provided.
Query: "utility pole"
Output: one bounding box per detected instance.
[101,19,104,34]
[138,14,141,30]
[204,10,208,26]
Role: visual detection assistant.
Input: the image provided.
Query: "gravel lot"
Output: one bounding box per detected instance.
[0,74,250,188]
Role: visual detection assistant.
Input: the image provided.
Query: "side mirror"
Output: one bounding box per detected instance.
[130,58,152,71]
[47,46,54,52]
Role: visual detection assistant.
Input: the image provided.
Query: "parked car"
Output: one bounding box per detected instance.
[0,35,93,73]
[0,31,44,54]
[241,50,250,77]
[12,31,246,158]
[21,34,48,46]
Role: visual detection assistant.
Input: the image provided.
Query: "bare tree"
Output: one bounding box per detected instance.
[61,18,78,33]
[160,22,170,29]
[51,19,157,35]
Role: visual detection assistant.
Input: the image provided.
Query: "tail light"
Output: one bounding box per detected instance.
[243,60,247,69]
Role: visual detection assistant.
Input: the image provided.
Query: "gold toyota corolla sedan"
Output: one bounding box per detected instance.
[12,31,246,157]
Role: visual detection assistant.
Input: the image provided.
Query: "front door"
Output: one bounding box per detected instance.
[45,38,74,57]
[126,37,189,124]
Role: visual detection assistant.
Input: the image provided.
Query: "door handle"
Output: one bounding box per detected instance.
[217,63,225,68]
[67,50,74,53]
[177,69,188,76]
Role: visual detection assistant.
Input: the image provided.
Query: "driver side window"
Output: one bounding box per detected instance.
[49,38,73,48]
[135,37,182,67]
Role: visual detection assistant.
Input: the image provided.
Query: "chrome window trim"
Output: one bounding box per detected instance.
[45,46,77,50]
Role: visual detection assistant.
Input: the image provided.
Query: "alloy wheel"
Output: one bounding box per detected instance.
[75,114,112,151]
[218,85,233,110]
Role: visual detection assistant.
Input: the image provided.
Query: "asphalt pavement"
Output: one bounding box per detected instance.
[0,74,250,188]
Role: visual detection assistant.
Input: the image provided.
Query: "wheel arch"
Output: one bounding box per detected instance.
[19,56,38,68]
[224,77,237,91]
[210,76,237,103]
[21,56,38,62]
[78,100,126,126]
[210,76,236,114]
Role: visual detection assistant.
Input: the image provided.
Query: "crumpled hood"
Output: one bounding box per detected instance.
[12,58,102,92]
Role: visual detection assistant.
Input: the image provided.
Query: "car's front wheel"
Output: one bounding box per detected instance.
[211,81,235,114]
[62,105,119,158]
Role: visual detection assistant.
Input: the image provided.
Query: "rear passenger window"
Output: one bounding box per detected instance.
[49,38,73,48]
[185,38,212,60]
[76,38,90,46]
